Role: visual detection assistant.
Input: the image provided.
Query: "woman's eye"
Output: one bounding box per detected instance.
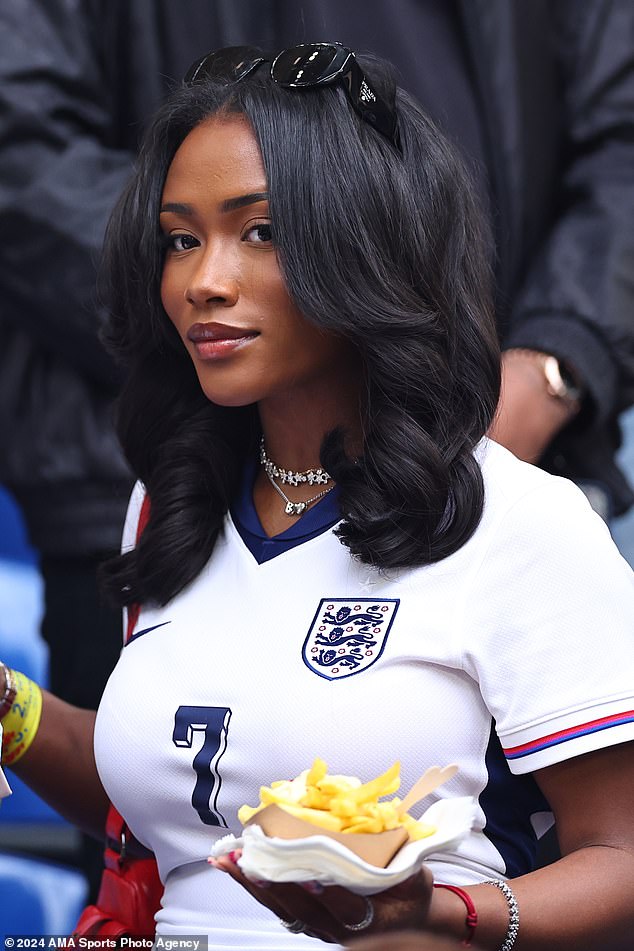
[165,233,199,252]
[243,223,273,245]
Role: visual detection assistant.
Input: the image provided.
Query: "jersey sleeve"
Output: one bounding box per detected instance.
[120,480,147,643]
[121,480,147,555]
[460,473,634,775]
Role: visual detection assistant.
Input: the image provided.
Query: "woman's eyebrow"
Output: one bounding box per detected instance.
[159,192,269,216]
[160,202,193,215]
[220,191,269,213]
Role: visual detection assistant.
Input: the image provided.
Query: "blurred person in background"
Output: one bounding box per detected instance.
[274,0,634,519]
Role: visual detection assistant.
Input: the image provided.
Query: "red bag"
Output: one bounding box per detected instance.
[73,495,163,937]
[72,805,163,937]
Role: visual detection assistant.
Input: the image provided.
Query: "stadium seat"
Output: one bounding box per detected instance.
[0,852,88,934]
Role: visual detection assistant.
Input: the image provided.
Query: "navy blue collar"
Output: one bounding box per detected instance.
[230,459,341,563]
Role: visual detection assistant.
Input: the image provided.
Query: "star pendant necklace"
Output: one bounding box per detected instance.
[259,437,335,516]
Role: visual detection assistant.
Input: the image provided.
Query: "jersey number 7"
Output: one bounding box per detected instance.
[173,705,232,826]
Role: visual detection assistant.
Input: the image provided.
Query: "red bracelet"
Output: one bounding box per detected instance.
[433,882,478,947]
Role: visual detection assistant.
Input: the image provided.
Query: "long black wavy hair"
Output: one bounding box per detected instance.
[99,50,500,607]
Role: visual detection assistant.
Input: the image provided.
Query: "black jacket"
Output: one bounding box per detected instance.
[275,0,634,510]
[0,0,272,554]
[1,0,633,559]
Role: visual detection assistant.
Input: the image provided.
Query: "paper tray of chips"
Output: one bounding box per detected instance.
[244,804,410,865]
[211,795,477,895]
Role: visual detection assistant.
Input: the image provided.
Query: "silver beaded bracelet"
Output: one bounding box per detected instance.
[483,879,519,951]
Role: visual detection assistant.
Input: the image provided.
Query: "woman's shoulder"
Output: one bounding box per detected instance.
[477,437,593,522]
[473,438,625,578]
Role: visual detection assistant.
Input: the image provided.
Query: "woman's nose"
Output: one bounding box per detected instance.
[185,247,239,308]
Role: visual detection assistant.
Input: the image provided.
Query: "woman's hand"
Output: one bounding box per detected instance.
[211,852,434,943]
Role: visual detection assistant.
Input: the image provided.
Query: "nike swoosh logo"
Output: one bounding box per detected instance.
[126,621,171,646]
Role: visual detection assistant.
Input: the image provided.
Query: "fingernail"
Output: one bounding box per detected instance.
[301,880,324,895]
[228,849,243,864]
[208,857,221,868]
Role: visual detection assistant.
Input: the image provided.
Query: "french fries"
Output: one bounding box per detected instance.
[238,758,436,841]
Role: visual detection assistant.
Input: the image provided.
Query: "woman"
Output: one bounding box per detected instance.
[2,44,634,948]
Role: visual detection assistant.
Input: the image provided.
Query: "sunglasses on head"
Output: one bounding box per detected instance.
[184,42,401,152]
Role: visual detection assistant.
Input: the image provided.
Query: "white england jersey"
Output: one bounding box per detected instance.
[94,439,634,946]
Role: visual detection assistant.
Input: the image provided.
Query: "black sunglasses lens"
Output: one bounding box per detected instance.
[183,42,400,151]
[271,44,344,86]
[184,46,265,85]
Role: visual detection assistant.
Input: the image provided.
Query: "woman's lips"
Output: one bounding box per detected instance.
[187,322,259,359]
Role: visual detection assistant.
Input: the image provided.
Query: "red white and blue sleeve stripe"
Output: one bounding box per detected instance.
[499,699,634,774]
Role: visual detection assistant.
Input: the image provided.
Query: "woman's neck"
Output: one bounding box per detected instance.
[254,374,363,536]
[257,372,364,471]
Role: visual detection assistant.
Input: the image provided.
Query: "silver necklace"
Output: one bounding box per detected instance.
[264,468,335,516]
[259,438,335,516]
[259,437,332,487]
